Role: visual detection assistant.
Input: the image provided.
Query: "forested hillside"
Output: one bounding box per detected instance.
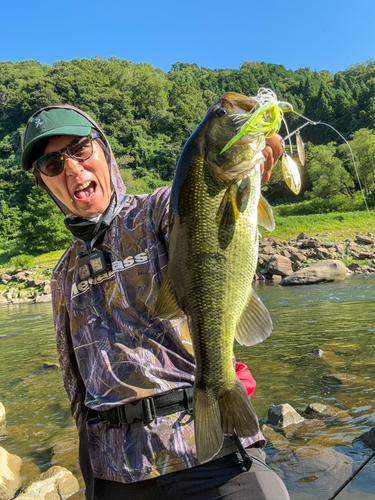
[1,57,375,255]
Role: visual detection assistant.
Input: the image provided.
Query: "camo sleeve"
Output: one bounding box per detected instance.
[51,270,85,423]
[149,185,171,244]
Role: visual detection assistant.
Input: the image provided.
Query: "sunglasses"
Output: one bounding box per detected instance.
[32,133,99,177]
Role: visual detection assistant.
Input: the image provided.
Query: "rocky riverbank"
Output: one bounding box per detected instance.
[256,231,375,284]
[0,268,52,305]
[0,231,374,306]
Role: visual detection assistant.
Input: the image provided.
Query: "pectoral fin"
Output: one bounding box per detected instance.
[257,195,275,232]
[235,177,250,213]
[235,289,273,346]
[154,268,183,320]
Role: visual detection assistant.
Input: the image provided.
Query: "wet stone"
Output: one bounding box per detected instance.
[311,349,324,358]
[0,447,22,500]
[305,403,349,419]
[17,466,79,500]
[267,403,304,428]
[353,427,375,451]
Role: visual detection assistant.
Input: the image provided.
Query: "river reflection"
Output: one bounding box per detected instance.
[0,275,374,499]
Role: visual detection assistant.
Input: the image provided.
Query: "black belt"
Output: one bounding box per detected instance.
[96,387,194,428]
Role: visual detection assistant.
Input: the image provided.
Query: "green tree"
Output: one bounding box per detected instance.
[19,187,72,254]
[350,128,375,194]
[305,143,355,199]
[0,200,21,241]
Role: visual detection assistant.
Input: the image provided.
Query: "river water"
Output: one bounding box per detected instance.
[0,275,374,499]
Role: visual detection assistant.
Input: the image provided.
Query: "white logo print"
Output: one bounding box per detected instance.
[71,251,149,299]
[34,118,44,128]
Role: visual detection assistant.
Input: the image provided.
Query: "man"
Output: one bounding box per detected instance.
[21,104,289,499]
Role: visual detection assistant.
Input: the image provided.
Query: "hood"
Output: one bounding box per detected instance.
[24,104,127,218]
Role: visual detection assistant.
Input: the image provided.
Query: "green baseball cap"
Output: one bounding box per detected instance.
[21,107,93,171]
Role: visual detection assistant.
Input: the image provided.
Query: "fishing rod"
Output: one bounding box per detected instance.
[327,450,375,500]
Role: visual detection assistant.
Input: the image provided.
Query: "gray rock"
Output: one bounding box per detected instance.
[17,466,79,500]
[297,232,309,240]
[261,425,290,449]
[263,245,277,255]
[358,250,374,259]
[267,255,294,277]
[348,262,361,271]
[311,349,324,358]
[267,403,304,428]
[298,239,320,249]
[280,249,291,258]
[354,427,375,450]
[43,285,51,295]
[356,235,374,245]
[280,260,347,286]
[0,446,22,500]
[305,403,349,419]
[0,274,11,285]
[43,363,59,370]
[272,446,352,491]
[258,254,271,266]
[313,247,332,260]
[290,252,306,263]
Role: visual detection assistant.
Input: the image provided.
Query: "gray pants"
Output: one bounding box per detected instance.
[93,446,290,500]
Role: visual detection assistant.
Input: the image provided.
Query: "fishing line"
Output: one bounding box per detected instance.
[284,117,375,232]
[327,450,375,500]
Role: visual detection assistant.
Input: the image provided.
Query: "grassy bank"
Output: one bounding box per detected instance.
[263,209,375,241]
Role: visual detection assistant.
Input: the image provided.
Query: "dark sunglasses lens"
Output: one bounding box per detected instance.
[38,156,64,177]
[68,137,92,160]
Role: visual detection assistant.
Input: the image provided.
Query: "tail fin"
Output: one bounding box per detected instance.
[194,386,223,464]
[219,378,260,437]
[194,379,260,464]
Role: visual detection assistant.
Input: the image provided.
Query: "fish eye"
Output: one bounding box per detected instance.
[215,107,227,117]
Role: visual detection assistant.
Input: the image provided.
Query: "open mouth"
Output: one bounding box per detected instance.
[74,181,97,200]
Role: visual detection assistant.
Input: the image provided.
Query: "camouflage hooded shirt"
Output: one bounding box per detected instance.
[51,119,264,484]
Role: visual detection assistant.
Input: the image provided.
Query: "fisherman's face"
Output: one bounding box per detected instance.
[41,135,112,218]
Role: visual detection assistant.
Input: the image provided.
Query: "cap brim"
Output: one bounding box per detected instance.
[21,124,92,171]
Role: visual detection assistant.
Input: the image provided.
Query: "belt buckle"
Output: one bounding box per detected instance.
[123,398,156,425]
[142,397,156,424]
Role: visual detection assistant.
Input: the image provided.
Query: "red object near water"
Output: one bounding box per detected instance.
[235,362,256,397]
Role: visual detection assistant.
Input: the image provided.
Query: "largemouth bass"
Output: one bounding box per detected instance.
[155,92,275,463]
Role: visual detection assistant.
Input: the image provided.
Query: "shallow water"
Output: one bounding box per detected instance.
[0,275,374,499]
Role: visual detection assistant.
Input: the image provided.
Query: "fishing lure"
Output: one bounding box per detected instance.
[221,88,302,194]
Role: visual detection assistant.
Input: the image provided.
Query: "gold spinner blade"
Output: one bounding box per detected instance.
[282,153,301,195]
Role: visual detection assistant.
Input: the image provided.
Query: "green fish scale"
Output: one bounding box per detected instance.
[169,156,260,398]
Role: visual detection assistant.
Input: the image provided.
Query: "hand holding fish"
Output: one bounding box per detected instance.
[261,134,284,183]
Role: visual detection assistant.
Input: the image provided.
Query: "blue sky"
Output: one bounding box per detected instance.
[1,0,374,74]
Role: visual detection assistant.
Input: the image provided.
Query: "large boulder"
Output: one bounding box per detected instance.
[0,447,22,500]
[267,255,293,277]
[280,260,347,286]
[17,466,79,500]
